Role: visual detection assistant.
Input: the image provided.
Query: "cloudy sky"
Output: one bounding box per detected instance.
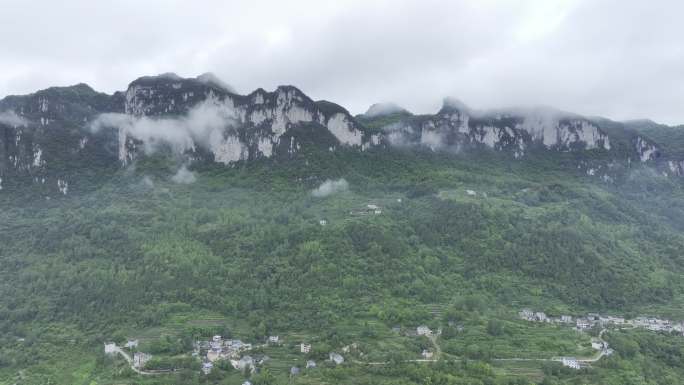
[1,0,682,124]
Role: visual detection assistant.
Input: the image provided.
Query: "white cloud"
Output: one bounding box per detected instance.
[0,110,28,127]
[171,165,197,184]
[311,178,349,198]
[90,99,239,154]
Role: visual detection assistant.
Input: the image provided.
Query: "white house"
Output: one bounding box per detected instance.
[202,361,213,375]
[133,352,152,369]
[534,312,548,322]
[561,357,580,370]
[290,366,301,376]
[367,204,379,210]
[560,315,573,323]
[519,309,534,320]
[576,318,591,329]
[125,339,139,349]
[300,343,312,353]
[268,335,279,344]
[417,325,432,336]
[422,349,434,359]
[306,360,316,369]
[329,352,344,365]
[591,342,603,350]
[104,343,117,355]
[210,335,223,350]
[319,219,327,226]
[466,189,477,196]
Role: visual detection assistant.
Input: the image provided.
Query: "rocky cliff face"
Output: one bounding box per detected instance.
[115,74,370,165]
[0,73,682,194]
[382,100,612,156]
[367,99,674,177]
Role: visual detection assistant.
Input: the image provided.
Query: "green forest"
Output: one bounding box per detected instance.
[2,146,684,385]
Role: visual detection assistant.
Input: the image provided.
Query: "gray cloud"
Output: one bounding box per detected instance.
[171,165,197,184]
[364,103,407,118]
[1,0,683,124]
[90,99,239,154]
[0,110,28,127]
[311,178,349,198]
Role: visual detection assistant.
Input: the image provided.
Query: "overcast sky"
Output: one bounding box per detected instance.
[1,0,682,124]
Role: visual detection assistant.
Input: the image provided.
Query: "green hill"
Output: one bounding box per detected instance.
[3,146,684,384]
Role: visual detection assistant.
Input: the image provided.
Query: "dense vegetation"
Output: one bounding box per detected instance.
[2,145,684,384]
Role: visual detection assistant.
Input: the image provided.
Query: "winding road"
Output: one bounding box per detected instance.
[108,344,171,375]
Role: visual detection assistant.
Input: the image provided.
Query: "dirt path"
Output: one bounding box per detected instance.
[427,333,442,359]
[578,329,610,363]
[109,345,170,375]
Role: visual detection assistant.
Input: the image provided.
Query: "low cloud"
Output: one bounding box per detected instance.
[90,99,239,155]
[141,176,155,189]
[364,102,407,118]
[0,110,28,127]
[171,165,197,184]
[311,178,349,197]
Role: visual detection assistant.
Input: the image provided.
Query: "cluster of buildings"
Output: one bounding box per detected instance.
[350,204,383,216]
[560,357,582,370]
[196,335,256,375]
[631,317,684,333]
[520,309,684,335]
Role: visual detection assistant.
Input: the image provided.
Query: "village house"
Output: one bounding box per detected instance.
[519,308,534,320]
[104,342,117,355]
[366,204,382,214]
[125,339,139,349]
[268,335,279,344]
[601,316,625,325]
[342,343,358,353]
[534,312,548,322]
[560,315,573,323]
[242,381,252,385]
[319,219,327,226]
[466,189,477,196]
[210,335,222,350]
[301,343,312,353]
[576,318,591,329]
[587,313,601,321]
[290,366,301,376]
[561,357,581,370]
[229,339,244,350]
[202,361,213,375]
[306,360,317,369]
[133,352,152,369]
[329,352,344,365]
[233,355,254,372]
[417,325,432,336]
[422,349,434,359]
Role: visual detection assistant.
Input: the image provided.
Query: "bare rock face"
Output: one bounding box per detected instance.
[381,101,612,157]
[116,75,368,166]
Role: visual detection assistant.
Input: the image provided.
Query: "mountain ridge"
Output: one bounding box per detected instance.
[1,73,683,195]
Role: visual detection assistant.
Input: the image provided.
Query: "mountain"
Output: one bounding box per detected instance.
[1,73,683,196]
[3,74,684,385]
